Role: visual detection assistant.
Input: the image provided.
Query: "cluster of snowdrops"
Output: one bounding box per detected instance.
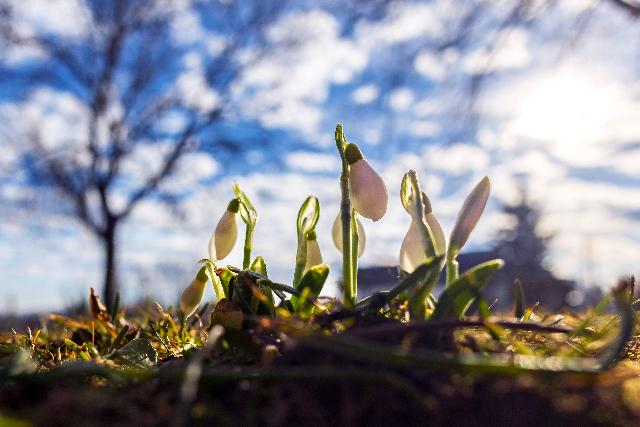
[180,124,500,321]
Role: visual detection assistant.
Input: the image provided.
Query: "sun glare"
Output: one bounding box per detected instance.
[512,71,618,161]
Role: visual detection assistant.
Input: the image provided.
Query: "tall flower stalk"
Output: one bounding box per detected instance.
[233,183,258,269]
[335,124,356,307]
[334,124,387,306]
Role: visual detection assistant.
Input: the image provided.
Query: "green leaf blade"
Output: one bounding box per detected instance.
[431,259,504,320]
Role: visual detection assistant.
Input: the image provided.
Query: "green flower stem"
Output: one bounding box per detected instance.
[350,209,359,304]
[200,259,226,300]
[292,242,306,289]
[209,265,226,300]
[341,182,354,306]
[409,273,439,320]
[336,124,355,307]
[446,257,459,287]
[242,227,253,269]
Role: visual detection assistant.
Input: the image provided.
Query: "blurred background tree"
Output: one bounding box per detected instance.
[0,0,287,308]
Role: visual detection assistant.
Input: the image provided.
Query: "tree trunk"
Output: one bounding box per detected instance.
[102,220,119,312]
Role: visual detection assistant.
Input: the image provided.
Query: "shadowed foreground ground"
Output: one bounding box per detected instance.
[2,312,640,427]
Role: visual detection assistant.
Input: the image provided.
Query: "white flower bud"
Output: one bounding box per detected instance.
[331,214,366,257]
[345,144,388,221]
[303,233,323,274]
[449,176,490,257]
[180,267,208,317]
[399,214,445,273]
[208,200,239,260]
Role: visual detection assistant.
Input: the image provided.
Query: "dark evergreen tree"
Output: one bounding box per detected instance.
[486,188,574,310]
[494,190,552,276]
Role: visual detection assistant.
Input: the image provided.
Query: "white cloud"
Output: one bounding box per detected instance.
[412,99,443,118]
[1,88,88,153]
[171,8,206,45]
[234,9,367,133]
[414,50,446,81]
[463,28,531,74]
[8,0,90,39]
[355,2,442,45]
[175,53,220,113]
[3,44,47,66]
[389,88,414,111]
[120,141,175,184]
[409,121,440,137]
[351,84,380,105]
[422,143,490,176]
[286,151,340,173]
[175,152,220,182]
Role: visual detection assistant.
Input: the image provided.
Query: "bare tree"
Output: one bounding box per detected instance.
[0,0,285,309]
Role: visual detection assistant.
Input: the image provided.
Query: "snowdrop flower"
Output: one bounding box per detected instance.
[180,266,208,317]
[399,213,445,274]
[208,199,239,260]
[345,143,388,221]
[331,214,366,257]
[303,231,323,274]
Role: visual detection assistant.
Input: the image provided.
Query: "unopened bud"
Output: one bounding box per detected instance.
[208,202,239,260]
[304,234,323,273]
[449,176,490,258]
[180,266,208,317]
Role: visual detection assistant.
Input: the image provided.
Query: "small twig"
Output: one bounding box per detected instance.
[147,321,172,355]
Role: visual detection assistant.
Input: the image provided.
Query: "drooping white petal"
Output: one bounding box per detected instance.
[331,214,366,257]
[349,159,388,221]
[426,213,446,257]
[399,214,446,273]
[303,239,323,274]
[208,210,238,260]
[399,219,423,274]
[180,271,207,317]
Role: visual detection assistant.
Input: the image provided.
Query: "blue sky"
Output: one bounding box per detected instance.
[1,0,640,312]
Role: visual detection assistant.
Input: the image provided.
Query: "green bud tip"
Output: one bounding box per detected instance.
[227,198,240,213]
[307,230,317,241]
[196,266,209,283]
[345,143,364,165]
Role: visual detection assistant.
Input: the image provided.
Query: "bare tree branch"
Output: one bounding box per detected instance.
[607,0,640,17]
